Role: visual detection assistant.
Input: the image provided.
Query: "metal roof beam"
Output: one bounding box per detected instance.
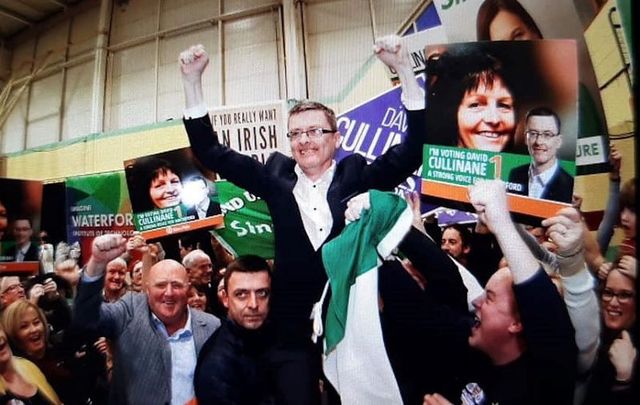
[0,5,33,26]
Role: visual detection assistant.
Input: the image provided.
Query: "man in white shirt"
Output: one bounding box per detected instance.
[180,35,426,404]
[508,107,574,203]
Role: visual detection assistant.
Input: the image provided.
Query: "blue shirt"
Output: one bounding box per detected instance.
[152,311,197,405]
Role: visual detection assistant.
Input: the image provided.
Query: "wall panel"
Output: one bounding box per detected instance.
[157,29,219,121]
[69,6,100,58]
[110,0,159,45]
[160,0,219,31]
[63,61,94,140]
[1,91,28,153]
[224,12,281,105]
[107,43,156,130]
[304,0,372,102]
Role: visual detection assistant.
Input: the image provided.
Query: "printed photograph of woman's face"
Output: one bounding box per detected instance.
[149,167,183,209]
[456,75,515,152]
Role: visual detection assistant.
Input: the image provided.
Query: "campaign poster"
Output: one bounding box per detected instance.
[434,0,607,175]
[209,100,290,163]
[124,148,223,240]
[421,40,578,220]
[0,178,43,274]
[336,74,427,196]
[212,180,274,259]
[66,171,136,266]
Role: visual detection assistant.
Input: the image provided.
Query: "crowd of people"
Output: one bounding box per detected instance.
[0,19,636,405]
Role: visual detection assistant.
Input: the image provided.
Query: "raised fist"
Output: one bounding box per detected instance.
[179,44,209,83]
[373,35,410,71]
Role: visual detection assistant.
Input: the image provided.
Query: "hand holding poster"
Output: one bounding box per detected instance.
[421,40,578,220]
[124,148,223,239]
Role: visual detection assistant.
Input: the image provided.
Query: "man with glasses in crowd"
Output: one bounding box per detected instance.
[179,35,426,404]
[508,107,574,203]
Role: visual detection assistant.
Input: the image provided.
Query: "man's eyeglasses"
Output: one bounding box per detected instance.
[286,128,335,141]
[525,130,558,141]
[602,288,635,303]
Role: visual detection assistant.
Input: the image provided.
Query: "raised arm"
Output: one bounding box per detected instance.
[543,207,600,374]
[468,180,539,284]
[373,35,423,105]
[180,44,208,112]
[359,36,427,191]
[179,45,273,197]
[74,234,128,337]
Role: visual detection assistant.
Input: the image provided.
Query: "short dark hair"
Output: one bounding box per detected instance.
[525,107,561,134]
[13,217,33,229]
[223,255,271,291]
[442,224,472,248]
[476,0,543,41]
[179,233,199,250]
[288,100,338,131]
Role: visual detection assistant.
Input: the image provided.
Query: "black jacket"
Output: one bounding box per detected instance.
[184,109,426,347]
[195,318,276,405]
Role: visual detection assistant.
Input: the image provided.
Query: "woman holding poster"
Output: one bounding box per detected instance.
[425,45,518,153]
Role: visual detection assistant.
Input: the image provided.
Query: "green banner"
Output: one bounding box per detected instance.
[214,181,274,259]
[66,171,135,265]
[423,144,575,192]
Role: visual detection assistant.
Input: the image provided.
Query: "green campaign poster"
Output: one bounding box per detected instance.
[66,171,135,266]
[213,181,274,259]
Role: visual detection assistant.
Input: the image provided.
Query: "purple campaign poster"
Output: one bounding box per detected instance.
[335,74,427,195]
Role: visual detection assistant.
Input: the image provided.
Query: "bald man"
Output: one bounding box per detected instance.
[73,234,220,405]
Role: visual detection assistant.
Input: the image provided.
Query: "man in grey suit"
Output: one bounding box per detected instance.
[73,234,220,405]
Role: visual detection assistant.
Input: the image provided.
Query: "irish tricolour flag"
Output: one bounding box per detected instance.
[321,190,413,404]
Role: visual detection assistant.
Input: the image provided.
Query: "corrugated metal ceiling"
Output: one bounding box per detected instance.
[0,0,85,40]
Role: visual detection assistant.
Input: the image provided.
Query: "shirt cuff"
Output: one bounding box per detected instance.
[183,103,209,119]
[560,266,595,295]
[81,268,103,283]
[401,88,425,111]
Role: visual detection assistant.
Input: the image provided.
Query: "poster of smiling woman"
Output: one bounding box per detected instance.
[124,148,223,239]
[421,40,578,221]
[434,0,606,160]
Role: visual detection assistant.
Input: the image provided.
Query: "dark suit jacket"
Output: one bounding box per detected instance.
[73,277,220,405]
[184,108,426,347]
[508,163,574,203]
[186,198,222,220]
[6,242,40,262]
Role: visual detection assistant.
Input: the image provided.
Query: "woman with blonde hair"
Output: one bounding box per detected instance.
[0,324,61,404]
[1,300,104,404]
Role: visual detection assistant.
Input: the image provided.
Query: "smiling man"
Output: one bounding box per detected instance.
[73,234,220,405]
[194,255,274,404]
[180,35,426,403]
[508,107,574,203]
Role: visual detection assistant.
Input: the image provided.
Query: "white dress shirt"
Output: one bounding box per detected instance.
[293,162,336,251]
[528,160,559,199]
